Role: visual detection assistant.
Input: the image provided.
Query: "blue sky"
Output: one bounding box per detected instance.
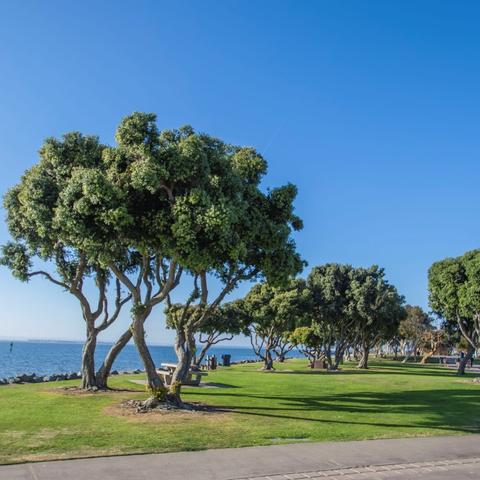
[0,1,479,344]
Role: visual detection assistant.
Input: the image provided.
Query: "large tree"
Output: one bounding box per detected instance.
[52,113,303,407]
[1,112,303,405]
[1,133,132,390]
[429,249,480,375]
[306,264,358,370]
[350,266,405,369]
[399,305,432,363]
[243,279,308,370]
[161,140,304,403]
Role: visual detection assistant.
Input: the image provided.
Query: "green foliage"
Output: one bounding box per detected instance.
[4,133,106,258]
[349,265,406,346]
[3,111,303,292]
[1,131,115,288]
[429,249,480,348]
[199,300,251,337]
[243,279,309,338]
[304,263,405,357]
[0,242,31,282]
[399,305,432,342]
[306,264,356,352]
[288,325,324,351]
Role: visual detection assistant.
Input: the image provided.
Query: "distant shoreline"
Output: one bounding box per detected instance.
[0,338,253,348]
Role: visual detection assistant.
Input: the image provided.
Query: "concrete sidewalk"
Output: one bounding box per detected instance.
[1,435,480,480]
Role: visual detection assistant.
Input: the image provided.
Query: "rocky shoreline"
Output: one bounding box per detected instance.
[0,359,264,385]
[0,369,145,385]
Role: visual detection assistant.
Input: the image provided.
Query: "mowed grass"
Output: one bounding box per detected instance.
[0,359,479,464]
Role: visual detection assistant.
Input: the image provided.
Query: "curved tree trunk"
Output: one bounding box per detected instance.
[392,344,399,360]
[357,343,369,369]
[81,330,98,389]
[131,314,165,405]
[263,348,274,370]
[457,346,474,376]
[169,330,196,406]
[96,328,133,389]
[333,346,346,370]
[420,351,434,364]
[402,341,419,364]
[193,340,211,368]
[274,341,294,363]
[402,352,411,364]
[325,347,334,369]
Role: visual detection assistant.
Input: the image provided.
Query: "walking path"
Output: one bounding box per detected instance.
[1,435,479,480]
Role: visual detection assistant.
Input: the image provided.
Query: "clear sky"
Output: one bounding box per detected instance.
[0,1,479,345]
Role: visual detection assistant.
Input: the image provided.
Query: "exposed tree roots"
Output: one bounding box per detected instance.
[123,398,217,413]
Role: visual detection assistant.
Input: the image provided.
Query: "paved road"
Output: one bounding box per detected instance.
[1,435,480,480]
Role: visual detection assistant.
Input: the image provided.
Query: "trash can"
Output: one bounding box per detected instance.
[221,354,231,367]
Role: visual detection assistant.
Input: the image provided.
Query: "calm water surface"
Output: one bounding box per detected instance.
[0,340,302,378]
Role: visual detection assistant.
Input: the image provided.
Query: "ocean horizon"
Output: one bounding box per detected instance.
[0,340,303,379]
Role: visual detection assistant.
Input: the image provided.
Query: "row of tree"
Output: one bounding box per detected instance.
[2,112,478,409]
[192,260,479,377]
[192,264,406,371]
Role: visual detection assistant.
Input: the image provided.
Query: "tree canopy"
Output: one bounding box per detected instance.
[429,249,480,352]
[350,266,406,368]
[0,133,131,389]
[243,279,309,370]
[398,305,432,363]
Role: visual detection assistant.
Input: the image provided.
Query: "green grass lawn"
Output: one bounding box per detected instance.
[0,359,479,464]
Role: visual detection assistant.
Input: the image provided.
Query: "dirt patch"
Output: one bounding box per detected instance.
[104,400,231,424]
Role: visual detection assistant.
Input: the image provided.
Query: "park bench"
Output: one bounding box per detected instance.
[158,362,208,387]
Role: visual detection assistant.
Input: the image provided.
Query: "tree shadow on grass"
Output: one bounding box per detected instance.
[191,388,480,434]
[270,363,475,379]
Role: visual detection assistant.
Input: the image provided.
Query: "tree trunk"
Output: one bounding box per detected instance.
[333,346,345,370]
[96,328,133,389]
[168,330,196,406]
[263,348,274,370]
[81,330,98,389]
[193,341,210,368]
[325,347,334,370]
[457,346,474,376]
[392,344,399,360]
[357,343,369,369]
[131,314,166,405]
[276,353,285,363]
